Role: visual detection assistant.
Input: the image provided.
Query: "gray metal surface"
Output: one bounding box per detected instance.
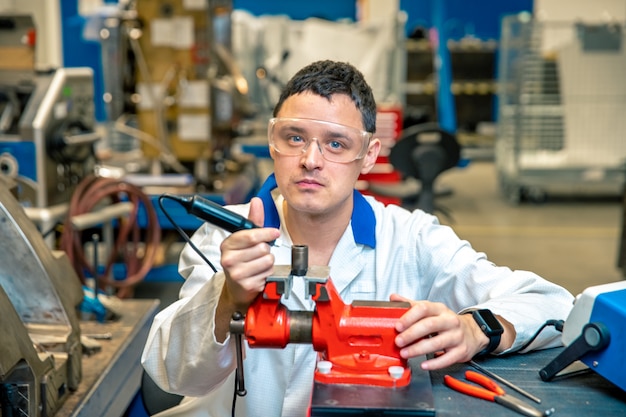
[432,348,626,416]
[0,181,83,415]
[59,299,159,417]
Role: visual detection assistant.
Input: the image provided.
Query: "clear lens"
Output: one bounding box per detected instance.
[268,117,372,163]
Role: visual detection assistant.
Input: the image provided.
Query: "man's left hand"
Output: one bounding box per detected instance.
[390,294,515,370]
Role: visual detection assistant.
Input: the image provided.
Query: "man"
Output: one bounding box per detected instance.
[142,60,574,416]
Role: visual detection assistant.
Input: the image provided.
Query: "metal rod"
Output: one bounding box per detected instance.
[70,201,134,230]
[469,360,542,404]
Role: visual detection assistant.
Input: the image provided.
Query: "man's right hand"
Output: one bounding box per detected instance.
[215,197,280,341]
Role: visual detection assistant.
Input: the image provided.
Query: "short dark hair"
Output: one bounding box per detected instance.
[273,60,377,133]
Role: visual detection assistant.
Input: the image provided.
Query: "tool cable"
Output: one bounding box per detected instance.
[157,194,241,416]
[157,194,218,273]
[515,319,565,353]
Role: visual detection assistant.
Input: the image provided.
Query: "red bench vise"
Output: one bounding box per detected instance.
[229,245,412,396]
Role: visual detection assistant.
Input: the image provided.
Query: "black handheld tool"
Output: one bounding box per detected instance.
[166,194,257,233]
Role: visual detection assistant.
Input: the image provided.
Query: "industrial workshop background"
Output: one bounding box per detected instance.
[0,0,625,417]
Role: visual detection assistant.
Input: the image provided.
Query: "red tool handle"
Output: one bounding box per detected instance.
[444,375,496,401]
[444,371,503,402]
[465,370,506,396]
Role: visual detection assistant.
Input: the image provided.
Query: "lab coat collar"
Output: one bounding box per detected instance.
[256,173,376,248]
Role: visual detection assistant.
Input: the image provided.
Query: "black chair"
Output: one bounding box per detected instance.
[141,370,184,416]
[370,123,461,215]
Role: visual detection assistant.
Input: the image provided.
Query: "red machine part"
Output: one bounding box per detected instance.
[244,279,295,348]
[243,277,411,388]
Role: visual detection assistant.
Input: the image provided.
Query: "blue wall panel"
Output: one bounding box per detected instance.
[233,0,534,40]
[400,0,533,40]
[233,0,356,21]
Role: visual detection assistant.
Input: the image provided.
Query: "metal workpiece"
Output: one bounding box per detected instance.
[0,181,84,416]
[291,244,308,276]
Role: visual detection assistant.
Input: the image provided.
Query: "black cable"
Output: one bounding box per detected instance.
[158,194,246,416]
[515,319,565,353]
[41,221,63,239]
[157,195,217,273]
[232,373,239,417]
[158,194,240,416]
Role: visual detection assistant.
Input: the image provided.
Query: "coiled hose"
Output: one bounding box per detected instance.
[60,175,161,298]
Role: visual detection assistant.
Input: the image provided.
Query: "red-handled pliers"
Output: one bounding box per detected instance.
[444,371,554,417]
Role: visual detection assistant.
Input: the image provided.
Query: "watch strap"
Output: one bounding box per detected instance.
[477,332,501,357]
[468,309,503,357]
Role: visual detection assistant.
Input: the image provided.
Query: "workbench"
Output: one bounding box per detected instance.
[431,348,626,416]
[52,298,626,417]
[55,299,159,417]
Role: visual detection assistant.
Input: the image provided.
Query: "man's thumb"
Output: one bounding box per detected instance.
[248,197,265,227]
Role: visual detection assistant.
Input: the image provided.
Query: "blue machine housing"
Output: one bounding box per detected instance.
[0,141,36,182]
[585,288,626,391]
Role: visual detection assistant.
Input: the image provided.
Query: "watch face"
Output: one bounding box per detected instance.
[475,309,504,335]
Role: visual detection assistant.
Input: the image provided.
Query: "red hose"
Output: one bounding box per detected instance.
[60,175,161,298]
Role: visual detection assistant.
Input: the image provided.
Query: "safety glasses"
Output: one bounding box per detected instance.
[268,117,372,163]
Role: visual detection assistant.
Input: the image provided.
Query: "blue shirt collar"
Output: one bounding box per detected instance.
[256,173,376,248]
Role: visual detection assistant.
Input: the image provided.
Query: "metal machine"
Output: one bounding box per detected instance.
[229,245,436,416]
[0,14,98,208]
[540,281,626,392]
[495,15,626,203]
[0,178,84,416]
[0,65,99,208]
[133,0,251,181]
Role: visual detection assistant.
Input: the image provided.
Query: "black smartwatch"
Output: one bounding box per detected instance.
[467,309,504,356]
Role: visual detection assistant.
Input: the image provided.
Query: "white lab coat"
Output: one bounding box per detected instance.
[142,180,574,417]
